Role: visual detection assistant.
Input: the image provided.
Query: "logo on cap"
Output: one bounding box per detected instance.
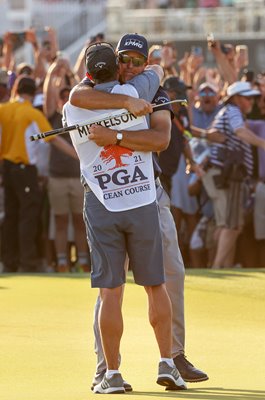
[124,39,144,49]
[95,62,107,69]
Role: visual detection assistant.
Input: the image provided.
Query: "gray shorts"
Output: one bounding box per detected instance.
[83,191,164,288]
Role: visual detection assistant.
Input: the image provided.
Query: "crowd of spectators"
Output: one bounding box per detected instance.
[129,0,237,9]
[0,25,264,272]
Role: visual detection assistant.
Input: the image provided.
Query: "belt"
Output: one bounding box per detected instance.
[84,177,161,193]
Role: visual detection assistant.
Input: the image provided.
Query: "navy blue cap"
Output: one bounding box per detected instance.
[116,33,148,58]
[162,76,191,100]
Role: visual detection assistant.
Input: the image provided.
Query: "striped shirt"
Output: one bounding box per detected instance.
[209,104,254,176]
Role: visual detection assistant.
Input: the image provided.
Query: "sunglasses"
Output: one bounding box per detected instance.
[199,91,216,97]
[119,54,146,67]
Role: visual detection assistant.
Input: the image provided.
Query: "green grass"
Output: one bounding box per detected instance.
[0,269,265,400]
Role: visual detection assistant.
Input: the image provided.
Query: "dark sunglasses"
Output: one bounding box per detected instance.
[199,91,216,97]
[119,54,146,67]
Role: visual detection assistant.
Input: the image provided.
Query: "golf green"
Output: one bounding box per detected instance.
[0,269,265,400]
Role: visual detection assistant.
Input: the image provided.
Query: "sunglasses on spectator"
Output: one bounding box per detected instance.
[199,91,216,97]
[119,54,146,67]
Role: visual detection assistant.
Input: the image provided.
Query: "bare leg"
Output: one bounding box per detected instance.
[99,286,123,370]
[54,213,68,255]
[72,212,89,254]
[145,283,172,358]
[212,228,241,268]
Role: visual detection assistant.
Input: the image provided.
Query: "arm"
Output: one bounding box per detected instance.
[50,136,78,159]
[183,142,204,177]
[89,109,171,152]
[190,125,226,143]
[208,40,237,85]
[73,46,86,82]
[24,29,44,80]
[69,82,153,116]
[2,32,14,70]
[43,62,60,118]
[235,127,265,151]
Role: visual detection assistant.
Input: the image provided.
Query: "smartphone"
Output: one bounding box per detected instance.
[191,46,203,56]
[236,44,249,67]
[10,31,26,48]
[207,32,215,47]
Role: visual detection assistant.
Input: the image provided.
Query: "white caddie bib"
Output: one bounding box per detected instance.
[64,86,156,212]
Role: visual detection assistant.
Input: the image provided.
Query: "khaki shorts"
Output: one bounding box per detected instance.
[202,167,227,227]
[48,177,84,215]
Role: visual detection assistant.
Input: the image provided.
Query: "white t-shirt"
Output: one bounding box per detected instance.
[64,82,157,212]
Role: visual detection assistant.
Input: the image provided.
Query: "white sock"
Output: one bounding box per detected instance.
[160,358,175,368]
[78,252,89,265]
[57,253,67,266]
[106,369,119,379]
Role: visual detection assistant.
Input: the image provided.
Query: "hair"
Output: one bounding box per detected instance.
[92,68,118,83]
[59,86,71,100]
[17,77,36,96]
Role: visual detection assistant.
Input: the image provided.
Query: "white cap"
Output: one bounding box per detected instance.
[198,82,219,93]
[224,81,260,102]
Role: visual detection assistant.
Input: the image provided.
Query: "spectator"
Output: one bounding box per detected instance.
[0,76,77,272]
[191,81,222,134]
[202,81,265,268]
[43,64,90,272]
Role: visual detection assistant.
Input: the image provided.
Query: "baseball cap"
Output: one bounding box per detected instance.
[116,33,148,58]
[224,81,260,102]
[162,76,191,100]
[198,82,219,94]
[17,62,34,76]
[85,42,118,79]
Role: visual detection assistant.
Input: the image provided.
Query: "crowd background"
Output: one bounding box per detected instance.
[0,7,264,272]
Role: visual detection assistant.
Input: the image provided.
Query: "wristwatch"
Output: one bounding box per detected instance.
[116,131,123,145]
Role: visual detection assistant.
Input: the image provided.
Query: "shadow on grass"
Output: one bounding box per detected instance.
[1,269,265,285]
[185,268,265,280]
[130,387,265,399]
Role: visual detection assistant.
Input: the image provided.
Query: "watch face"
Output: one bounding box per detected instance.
[117,133,123,140]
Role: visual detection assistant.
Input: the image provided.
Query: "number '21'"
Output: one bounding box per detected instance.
[134,155,142,162]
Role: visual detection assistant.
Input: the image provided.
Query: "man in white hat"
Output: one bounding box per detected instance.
[202,81,265,269]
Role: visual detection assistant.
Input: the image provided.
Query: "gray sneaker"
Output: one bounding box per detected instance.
[91,372,132,392]
[157,361,187,390]
[93,373,125,394]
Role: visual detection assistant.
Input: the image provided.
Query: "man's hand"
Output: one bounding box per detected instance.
[191,163,205,178]
[124,97,153,116]
[89,125,117,147]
